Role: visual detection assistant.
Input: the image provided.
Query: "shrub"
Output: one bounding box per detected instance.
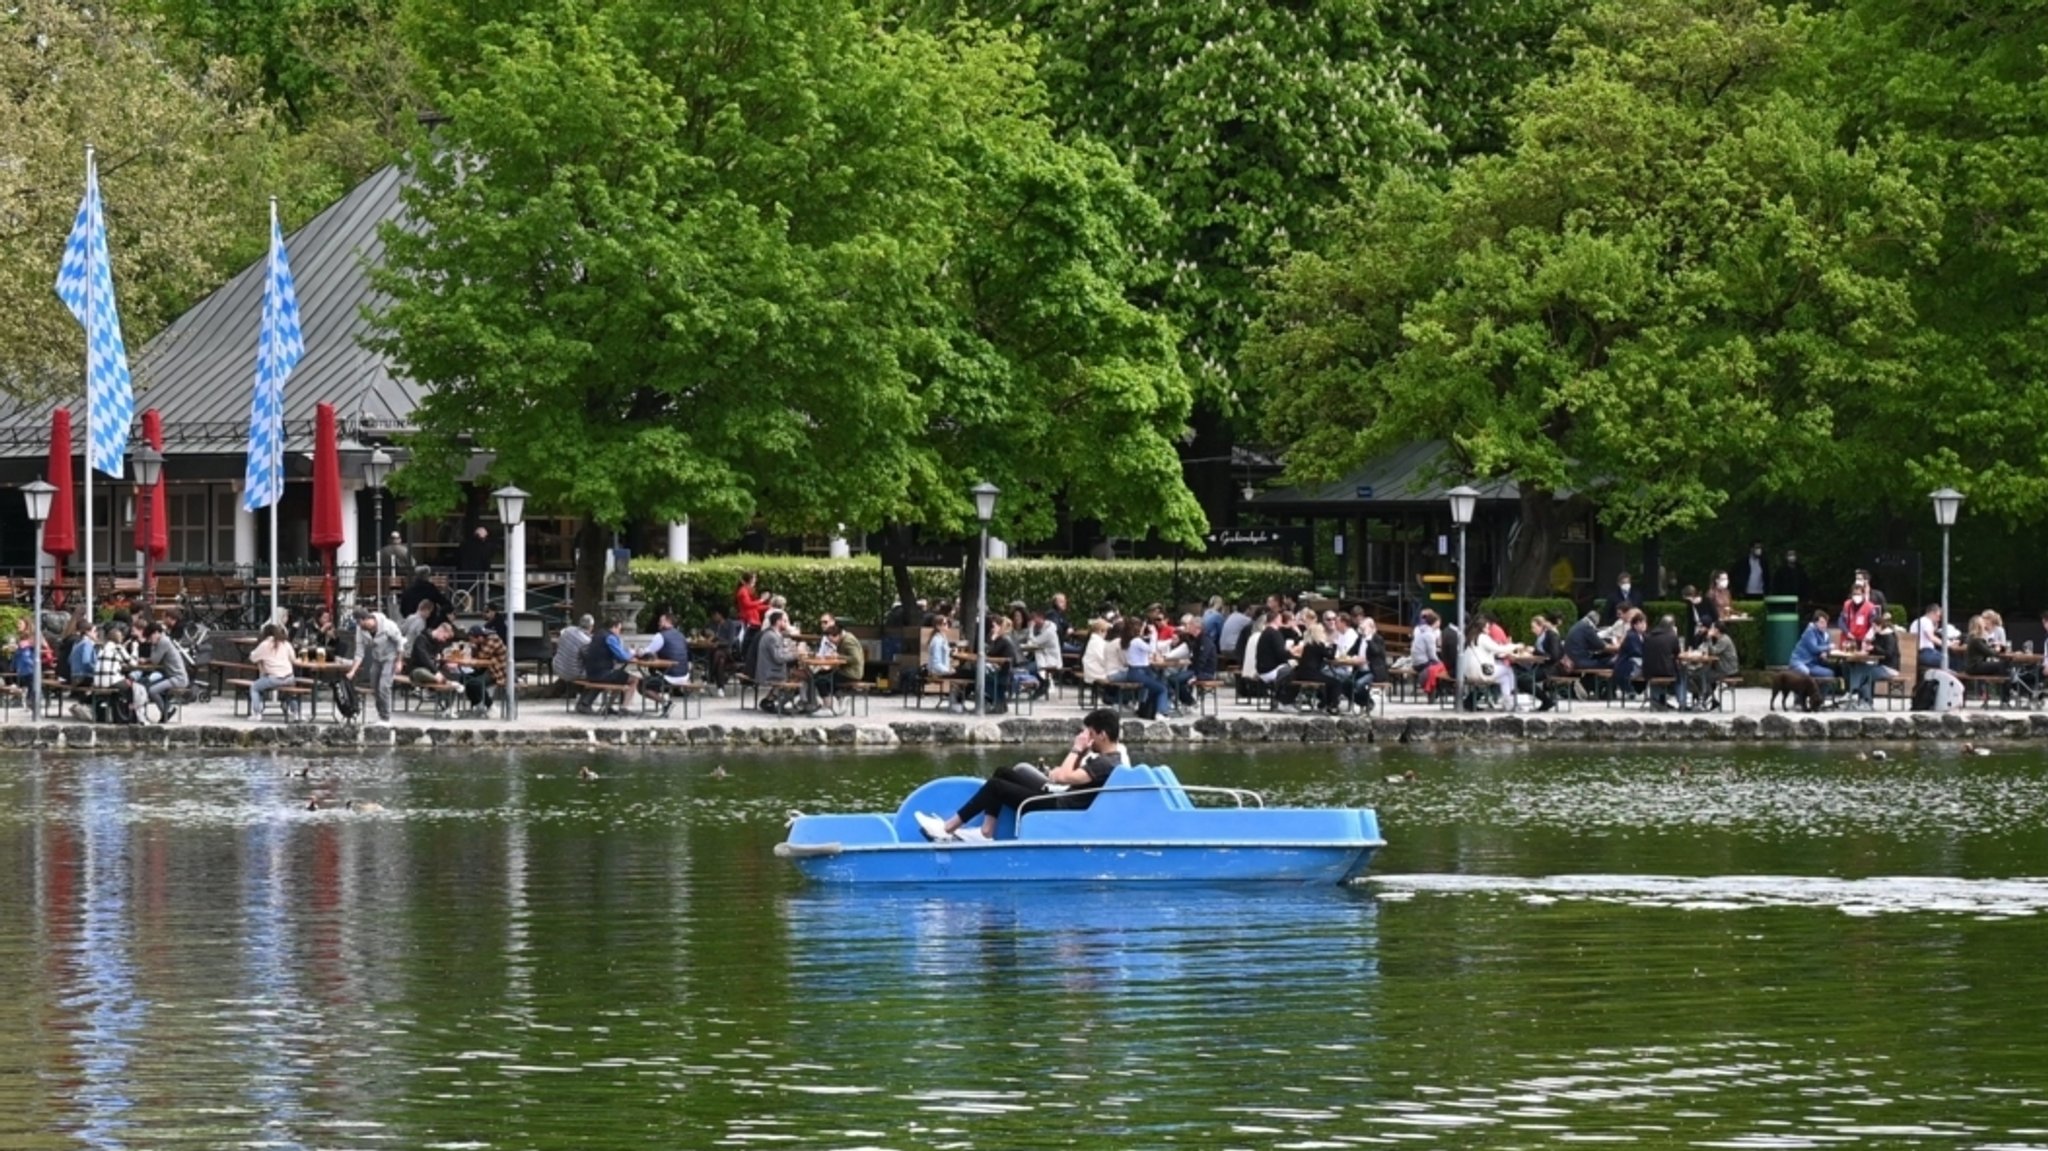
[0,605,26,641]
[630,556,1311,629]
[1477,597,1577,642]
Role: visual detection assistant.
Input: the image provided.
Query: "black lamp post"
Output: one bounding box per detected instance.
[362,448,393,614]
[1448,484,1479,710]
[1931,487,1962,674]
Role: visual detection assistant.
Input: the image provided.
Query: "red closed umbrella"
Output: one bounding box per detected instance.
[310,402,345,615]
[42,409,77,589]
[136,409,169,562]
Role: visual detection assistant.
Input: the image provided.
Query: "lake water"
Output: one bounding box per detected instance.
[4,743,2048,1149]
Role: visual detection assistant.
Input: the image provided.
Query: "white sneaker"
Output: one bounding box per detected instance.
[953,826,989,843]
[914,811,953,842]
[69,704,92,722]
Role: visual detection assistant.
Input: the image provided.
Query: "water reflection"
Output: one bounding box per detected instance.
[62,759,147,1150]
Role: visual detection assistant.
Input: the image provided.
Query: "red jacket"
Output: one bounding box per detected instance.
[735,582,769,629]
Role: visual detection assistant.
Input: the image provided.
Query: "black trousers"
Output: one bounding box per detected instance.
[955,764,1050,824]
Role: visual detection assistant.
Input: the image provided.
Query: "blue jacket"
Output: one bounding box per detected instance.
[1788,623,1832,674]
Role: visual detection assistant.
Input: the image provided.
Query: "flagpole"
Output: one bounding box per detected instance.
[82,145,95,625]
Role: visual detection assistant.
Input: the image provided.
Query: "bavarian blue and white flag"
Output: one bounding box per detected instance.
[242,201,304,512]
[54,151,134,478]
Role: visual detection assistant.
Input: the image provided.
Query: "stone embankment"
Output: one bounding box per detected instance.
[5,710,2045,751]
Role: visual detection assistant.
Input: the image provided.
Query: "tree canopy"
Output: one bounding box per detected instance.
[0,0,273,401]
[1247,0,1938,591]
[373,0,1205,604]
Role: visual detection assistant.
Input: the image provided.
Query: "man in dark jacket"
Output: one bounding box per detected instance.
[1563,610,1614,670]
[1771,550,1809,612]
[1641,615,1687,711]
[398,565,453,624]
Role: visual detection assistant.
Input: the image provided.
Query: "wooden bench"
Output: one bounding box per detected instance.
[226,677,313,719]
[570,680,631,717]
[834,679,874,718]
[1960,674,2010,708]
[1192,679,1227,717]
[646,681,704,719]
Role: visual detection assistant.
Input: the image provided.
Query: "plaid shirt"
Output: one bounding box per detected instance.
[470,632,509,685]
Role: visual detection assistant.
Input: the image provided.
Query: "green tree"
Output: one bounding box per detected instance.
[374,0,1203,612]
[911,0,1435,410]
[0,0,273,402]
[1246,0,1938,594]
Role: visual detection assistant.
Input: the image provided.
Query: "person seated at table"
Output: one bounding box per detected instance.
[398,565,452,625]
[1983,609,2011,650]
[1682,585,1718,644]
[249,623,301,721]
[822,621,864,704]
[295,607,339,658]
[1354,616,1391,705]
[1081,617,1123,697]
[1522,613,1562,712]
[62,621,99,715]
[707,608,743,694]
[575,618,640,713]
[1909,603,1949,674]
[1458,612,1520,711]
[1410,609,1444,699]
[1786,610,1838,690]
[1641,614,1687,711]
[1964,612,2012,700]
[1286,619,1344,714]
[984,615,1026,713]
[915,709,1131,842]
[551,614,594,698]
[1113,617,1173,718]
[90,622,143,724]
[1019,609,1062,699]
[410,620,483,712]
[753,610,805,712]
[637,611,694,702]
[1860,610,1901,706]
[1611,610,1648,702]
[1690,619,1741,709]
[1160,612,1206,707]
[136,620,191,723]
[1563,609,1614,671]
[1255,609,1299,697]
[922,612,958,706]
[464,624,508,712]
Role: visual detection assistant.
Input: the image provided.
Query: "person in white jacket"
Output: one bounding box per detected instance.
[1459,614,1520,711]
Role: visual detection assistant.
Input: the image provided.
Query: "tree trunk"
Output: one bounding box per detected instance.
[879,522,918,621]
[1499,489,1581,597]
[572,518,609,621]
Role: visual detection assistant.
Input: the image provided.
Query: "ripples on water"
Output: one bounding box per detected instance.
[0,746,2046,1149]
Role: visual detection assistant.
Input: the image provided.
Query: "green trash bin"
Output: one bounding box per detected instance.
[1764,594,1799,666]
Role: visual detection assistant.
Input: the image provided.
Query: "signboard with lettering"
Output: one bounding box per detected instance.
[1204,525,1312,551]
[1355,485,1374,500]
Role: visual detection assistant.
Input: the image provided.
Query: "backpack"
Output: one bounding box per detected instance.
[331,676,361,721]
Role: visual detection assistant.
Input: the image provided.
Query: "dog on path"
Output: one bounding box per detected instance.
[1769,669,1825,712]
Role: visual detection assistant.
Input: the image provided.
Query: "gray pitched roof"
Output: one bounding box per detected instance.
[0,164,418,461]
[1249,441,1523,511]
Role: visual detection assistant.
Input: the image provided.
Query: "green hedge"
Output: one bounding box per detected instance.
[1477,597,1578,642]
[629,556,1312,630]
[0,605,26,642]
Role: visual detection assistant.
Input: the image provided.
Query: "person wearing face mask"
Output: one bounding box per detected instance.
[1607,571,1644,625]
[1839,584,1878,649]
[1704,570,1734,620]
[1735,542,1769,598]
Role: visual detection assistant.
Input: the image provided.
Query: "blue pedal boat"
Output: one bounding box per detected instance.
[775,764,1385,885]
